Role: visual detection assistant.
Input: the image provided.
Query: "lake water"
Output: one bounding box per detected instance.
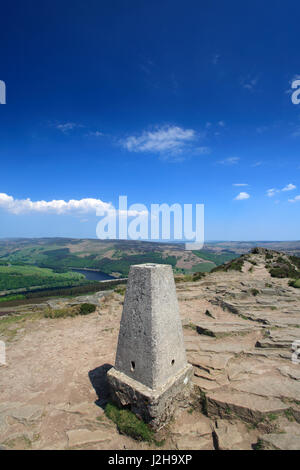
[72,269,115,281]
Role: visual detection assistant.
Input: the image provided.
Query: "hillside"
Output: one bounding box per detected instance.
[1,239,300,299]
[0,248,300,450]
[212,247,300,281]
[0,238,238,279]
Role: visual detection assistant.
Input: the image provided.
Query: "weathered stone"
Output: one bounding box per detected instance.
[232,376,300,402]
[108,264,193,429]
[259,424,300,450]
[193,376,222,392]
[206,390,289,423]
[171,410,212,437]
[114,264,188,389]
[256,328,300,349]
[108,363,193,430]
[196,322,256,338]
[175,435,213,450]
[0,403,43,425]
[67,428,111,448]
[188,352,233,371]
[213,420,244,450]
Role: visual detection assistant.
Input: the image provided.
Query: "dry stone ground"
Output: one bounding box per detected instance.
[0,253,299,449]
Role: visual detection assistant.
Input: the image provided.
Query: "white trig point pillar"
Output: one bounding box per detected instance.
[107,263,193,429]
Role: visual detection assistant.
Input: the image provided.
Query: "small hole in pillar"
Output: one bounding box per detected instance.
[171,359,175,366]
[131,361,135,371]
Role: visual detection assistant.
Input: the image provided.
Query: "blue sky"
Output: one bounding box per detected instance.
[0,0,300,241]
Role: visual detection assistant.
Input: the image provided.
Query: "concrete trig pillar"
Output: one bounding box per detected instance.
[107,263,193,429]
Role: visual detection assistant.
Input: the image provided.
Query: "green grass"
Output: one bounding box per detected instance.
[186,262,215,273]
[199,390,208,415]
[289,279,300,288]
[105,403,158,444]
[0,294,25,302]
[211,257,244,273]
[267,254,300,279]
[44,307,78,319]
[253,439,264,450]
[44,303,96,319]
[0,264,86,291]
[267,413,278,421]
[114,284,127,295]
[176,272,206,283]
[193,250,238,266]
[284,409,295,422]
[78,303,96,315]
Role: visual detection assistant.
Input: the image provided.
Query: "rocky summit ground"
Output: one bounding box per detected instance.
[0,249,300,450]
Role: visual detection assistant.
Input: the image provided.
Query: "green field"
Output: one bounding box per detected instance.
[0,265,86,292]
[193,250,239,266]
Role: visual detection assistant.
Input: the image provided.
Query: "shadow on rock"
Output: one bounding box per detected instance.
[89,363,113,409]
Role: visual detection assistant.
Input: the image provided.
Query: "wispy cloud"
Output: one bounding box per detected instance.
[288,195,300,203]
[282,183,296,192]
[267,183,296,197]
[235,192,250,200]
[54,122,83,134]
[205,120,227,137]
[252,161,263,167]
[121,125,209,159]
[233,183,248,187]
[240,75,259,91]
[85,131,105,137]
[267,188,278,197]
[218,156,240,165]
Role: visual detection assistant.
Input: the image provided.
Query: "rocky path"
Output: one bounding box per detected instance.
[0,255,300,450]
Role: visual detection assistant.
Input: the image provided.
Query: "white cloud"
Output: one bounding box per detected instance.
[267,184,296,197]
[235,192,250,200]
[0,193,149,218]
[86,131,104,137]
[0,193,112,215]
[121,125,206,158]
[54,122,82,133]
[282,183,296,192]
[288,195,300,203]
[233,183,248,187]
[267,188,278,197]
[218,156,240,165]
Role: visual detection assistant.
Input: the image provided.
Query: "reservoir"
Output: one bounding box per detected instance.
[72,269,115,281]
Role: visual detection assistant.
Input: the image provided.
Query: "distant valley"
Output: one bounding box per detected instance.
[0,238,300,300]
